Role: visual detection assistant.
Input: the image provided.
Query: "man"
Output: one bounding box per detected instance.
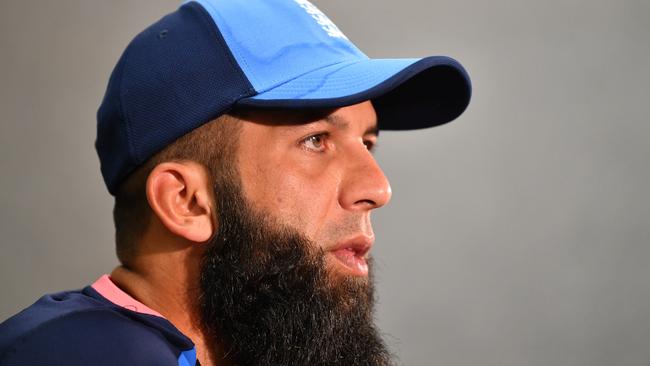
[0,0,470,365]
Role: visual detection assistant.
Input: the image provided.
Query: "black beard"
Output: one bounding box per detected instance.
[199,176,393,366]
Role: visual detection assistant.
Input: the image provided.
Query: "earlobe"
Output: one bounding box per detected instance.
[146,161,215,243]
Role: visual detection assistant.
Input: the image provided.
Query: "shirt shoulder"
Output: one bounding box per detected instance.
[0,287,194,366]
[0,307,181,366]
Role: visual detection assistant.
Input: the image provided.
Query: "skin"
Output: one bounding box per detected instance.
[110,100,391,366]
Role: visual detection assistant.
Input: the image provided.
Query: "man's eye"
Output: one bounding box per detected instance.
[302,134,328,152]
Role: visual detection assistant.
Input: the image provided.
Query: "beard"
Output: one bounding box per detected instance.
[198,175,393,366]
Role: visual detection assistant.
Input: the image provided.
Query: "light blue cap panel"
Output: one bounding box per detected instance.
[187,0,367,93]
[250,58,421,100]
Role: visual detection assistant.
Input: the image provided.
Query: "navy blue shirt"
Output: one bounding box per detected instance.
[0,276,198,365]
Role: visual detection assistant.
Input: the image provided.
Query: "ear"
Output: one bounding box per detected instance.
[146,161,215,243]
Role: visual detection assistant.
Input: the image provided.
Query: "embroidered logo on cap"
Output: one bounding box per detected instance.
[293,0,349,40]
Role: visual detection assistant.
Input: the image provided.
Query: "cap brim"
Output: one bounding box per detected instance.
[236,56,471,130]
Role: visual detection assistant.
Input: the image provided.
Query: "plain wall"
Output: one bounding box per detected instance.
[1,1,649,365]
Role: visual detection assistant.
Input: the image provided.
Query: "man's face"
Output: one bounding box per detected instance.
[198,101,394,365]
[236,101,392,278]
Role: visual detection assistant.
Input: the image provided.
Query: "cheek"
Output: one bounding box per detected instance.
[276,170,338,236]
[241,154,340,240]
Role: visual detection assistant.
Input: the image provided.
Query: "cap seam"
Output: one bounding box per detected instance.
[189,0,260,91]
[187,2,256,104]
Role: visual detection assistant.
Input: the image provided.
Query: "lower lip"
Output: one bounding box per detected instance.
[330,248,369,276]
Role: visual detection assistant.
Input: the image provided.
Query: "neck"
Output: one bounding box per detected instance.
[109,239,228,366]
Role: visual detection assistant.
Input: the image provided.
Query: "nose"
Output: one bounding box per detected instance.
[339,146,392,211]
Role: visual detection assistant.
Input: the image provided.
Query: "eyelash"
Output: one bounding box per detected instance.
[300,133,376,153]
[364,140,375,152]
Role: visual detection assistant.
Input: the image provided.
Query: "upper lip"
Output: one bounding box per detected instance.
[329,234,374,257]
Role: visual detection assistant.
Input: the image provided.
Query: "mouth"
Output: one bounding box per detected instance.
[327,236,373,276]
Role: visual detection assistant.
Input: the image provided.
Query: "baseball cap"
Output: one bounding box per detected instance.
[96,0,472,195]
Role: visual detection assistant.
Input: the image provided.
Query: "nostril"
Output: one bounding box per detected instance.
[355,199,377,207]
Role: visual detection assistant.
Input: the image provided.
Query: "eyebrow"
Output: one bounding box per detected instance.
[324,114,379,136]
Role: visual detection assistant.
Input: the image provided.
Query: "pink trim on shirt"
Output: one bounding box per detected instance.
[91,274,164,318]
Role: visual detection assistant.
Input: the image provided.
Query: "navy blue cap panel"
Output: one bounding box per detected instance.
[95,46,133,196]
[96,2,255,195]
[237,56,472,130]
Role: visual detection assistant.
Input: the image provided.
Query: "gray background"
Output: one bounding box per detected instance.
[1,1,649,365]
